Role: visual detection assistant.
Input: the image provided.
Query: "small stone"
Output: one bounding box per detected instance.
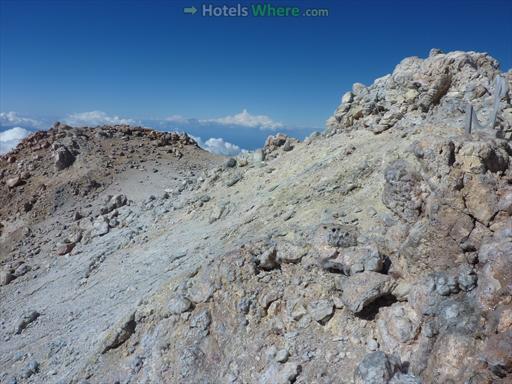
[186,280,214,304]
[308,299,334,323]
[13,263,30,277]
[354,351,401,384]
[21,359,39,378]
[54,146,75,170]
[276,242,306,264]
[282,140,294,152]
[342,91,354,104]
[101,312,136,353]
[168,295,192,315]
[57,242,75,256]
[391,281,411,301]
[100,194,128,215]
[92,216,110,237]
[15,310,40,334]
[429,48,444,56]
[458,268,477,292]
[6,176,23,188]
[190,309,211,331]
[209,204,226,224]
[225,158,237,168]
[256,247,279,270]
[434,273,459,296]
[290,301,307,321]
[260,361,301,384]
[0,270,15,286]
[275,349,289,363]
[367,338,379,351]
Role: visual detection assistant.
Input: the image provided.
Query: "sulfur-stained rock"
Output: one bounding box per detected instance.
[382,160,424,223]
[463,174,498,226]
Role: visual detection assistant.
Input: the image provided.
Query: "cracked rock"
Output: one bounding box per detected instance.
[340,272,397,314]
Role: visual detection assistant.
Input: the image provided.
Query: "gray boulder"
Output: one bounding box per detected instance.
[54,146,75,170]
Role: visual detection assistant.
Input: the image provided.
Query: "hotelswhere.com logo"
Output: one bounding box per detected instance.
[183,3,329,17]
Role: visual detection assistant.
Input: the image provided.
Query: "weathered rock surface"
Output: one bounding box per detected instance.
[1,50,511,384]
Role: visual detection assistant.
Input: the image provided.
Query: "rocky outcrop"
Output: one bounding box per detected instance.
[327,50,512,138]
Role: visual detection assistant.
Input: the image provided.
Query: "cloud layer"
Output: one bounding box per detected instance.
[199,109,283,130]
[64,111,136,126]
[0,111,45,130]
[0,127,32,154]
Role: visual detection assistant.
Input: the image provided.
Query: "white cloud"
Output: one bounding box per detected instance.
[191,135,245,156]
[0,111,45,130]
[199,109,283,130]
[164,115,189,124]
[64,111,136,126]
[0,127,32,154]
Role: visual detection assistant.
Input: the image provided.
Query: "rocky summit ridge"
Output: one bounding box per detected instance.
[1,49,512,384]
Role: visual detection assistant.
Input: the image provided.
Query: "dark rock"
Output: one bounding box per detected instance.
[225,158,237,168]
[54,146,75,170]
[256,247,279,270]
[57,242,75,255]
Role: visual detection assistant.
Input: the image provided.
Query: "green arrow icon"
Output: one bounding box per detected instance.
[184,6,197,15]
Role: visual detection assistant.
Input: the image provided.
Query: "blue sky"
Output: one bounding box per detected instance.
[1,0,511,154]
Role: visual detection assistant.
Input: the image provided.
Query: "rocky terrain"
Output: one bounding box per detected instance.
[1,49,511,384]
